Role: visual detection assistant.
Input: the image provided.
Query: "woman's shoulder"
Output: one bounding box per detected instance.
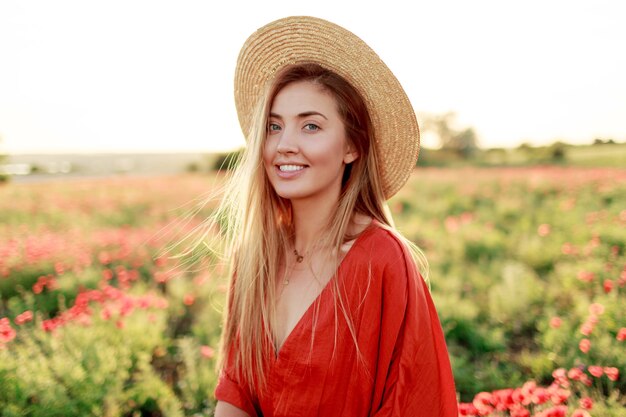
[344,219,422,304]
[359,219,409,251]
[350,219,414,270]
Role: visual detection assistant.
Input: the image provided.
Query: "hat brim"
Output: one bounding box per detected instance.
[234,16,419,199]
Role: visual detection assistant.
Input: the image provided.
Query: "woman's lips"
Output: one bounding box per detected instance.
[275,164,308,178]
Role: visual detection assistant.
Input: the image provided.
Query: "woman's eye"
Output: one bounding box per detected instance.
[268,123,281,132]
[304,123,320,131]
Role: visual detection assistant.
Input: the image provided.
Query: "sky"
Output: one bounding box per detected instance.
[1,0,625,154]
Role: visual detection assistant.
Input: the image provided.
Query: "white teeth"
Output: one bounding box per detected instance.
[279,165,305,172]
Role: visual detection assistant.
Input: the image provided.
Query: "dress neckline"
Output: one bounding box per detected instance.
[271,219,379,359]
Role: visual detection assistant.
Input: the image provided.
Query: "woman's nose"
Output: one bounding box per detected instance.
[276,127,298,154]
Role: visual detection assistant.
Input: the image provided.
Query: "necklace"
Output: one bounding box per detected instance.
[283,248,305,286]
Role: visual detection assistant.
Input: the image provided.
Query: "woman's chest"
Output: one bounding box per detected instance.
[273,258,340,351]
[261,296,380,417]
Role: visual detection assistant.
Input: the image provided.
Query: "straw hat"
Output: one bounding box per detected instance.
[234,16,419,199]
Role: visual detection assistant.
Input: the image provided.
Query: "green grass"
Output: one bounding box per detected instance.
[0,169,624,415]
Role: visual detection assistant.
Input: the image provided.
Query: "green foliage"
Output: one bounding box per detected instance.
[488,262,543,328]
[0,167,9,184]
[211,149,243,171]
[176,337,218,416]
[420,112,479,158]
[0,135,9,183]
[422,138,626,168]
[0,298,197,416]
[0,168,624,413]
[392,166,626,403]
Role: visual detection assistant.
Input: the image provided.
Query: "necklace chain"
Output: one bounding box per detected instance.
[284,248,305,286]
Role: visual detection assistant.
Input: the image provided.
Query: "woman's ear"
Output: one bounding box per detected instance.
[343,144,359,164]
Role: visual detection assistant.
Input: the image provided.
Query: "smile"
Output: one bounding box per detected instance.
[278,165,307,172]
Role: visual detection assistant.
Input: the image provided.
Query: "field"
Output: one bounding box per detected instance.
[0,167,624,416]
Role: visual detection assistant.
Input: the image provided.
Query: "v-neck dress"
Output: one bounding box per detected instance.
[214,223,458,417]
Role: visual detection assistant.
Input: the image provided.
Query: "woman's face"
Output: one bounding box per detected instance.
[263,81,358,205]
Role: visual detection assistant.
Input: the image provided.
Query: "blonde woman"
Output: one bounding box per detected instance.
[213,16,457,417]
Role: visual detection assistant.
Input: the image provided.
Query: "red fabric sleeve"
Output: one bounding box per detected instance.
[371,241,458,417]
[214,343,258,417]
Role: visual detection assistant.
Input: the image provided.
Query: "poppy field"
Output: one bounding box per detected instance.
[0,167,624,416]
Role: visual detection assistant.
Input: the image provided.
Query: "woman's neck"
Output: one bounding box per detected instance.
[291,197,337,252]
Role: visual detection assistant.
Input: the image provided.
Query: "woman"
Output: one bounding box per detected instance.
[213,16,457,417]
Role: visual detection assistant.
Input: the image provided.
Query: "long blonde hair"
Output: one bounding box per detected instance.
[214,63,428,390]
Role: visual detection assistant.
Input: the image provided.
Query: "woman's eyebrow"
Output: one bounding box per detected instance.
[298,111,328,120]
[269,111,328,120]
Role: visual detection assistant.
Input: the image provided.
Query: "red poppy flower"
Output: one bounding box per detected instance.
[604,367,619,381]
[549,317,562,329]
[579,396,593,410]
[201,345,215,359]
[15,311,33,325]
[579,338,591,354]
[587,365,603,378]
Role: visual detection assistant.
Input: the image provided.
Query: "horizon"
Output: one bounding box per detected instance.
[5,138,625,157]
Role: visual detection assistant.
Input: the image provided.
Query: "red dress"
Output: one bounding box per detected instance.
[215,222,458,416]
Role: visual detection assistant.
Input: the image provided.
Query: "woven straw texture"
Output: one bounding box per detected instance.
[234,16,419,199]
